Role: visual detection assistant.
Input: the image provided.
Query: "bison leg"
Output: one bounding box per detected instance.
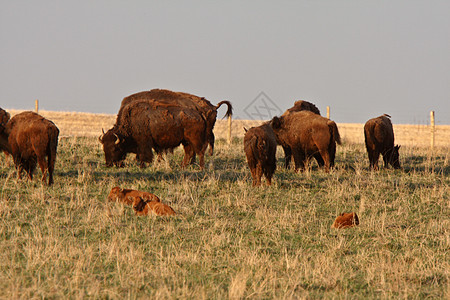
[208,134,215,156]
[368,150,379,170]
[137,146,154,168]
[254,164,263,186]
[264,168,273,186]
[282,146,292,169]
[181,144,195,168]
[318,149,331,172]
[36,154,49,184]
[313,152,325,167]
[292,150,306,172]
[13,157,24,180]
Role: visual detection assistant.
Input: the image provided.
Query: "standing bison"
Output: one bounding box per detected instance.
[99,100,209,168]
[0,110,59,185]
[364,114,401,170]
[271,111,341,172]
[244,123,277,186]
[117,89,232,156]
[280,100,321,168]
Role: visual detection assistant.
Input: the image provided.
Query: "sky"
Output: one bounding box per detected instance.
[1,1,449,124]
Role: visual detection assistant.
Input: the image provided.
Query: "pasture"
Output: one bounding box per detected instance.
[0,111,449,298]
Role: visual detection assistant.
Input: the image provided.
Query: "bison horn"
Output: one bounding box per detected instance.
[98,128,106,143]
[114,133,121,145]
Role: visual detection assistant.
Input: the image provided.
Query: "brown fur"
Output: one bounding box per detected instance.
[132,197,176,216]
[281,100,321,168]
[331,212,359,229]
[107,186,160,205]
[99,100,209,169]
[244,123,277,186]
[364,114,401,170]
[0,110,59,185]
[0,108,11,158]
[117,89,232,157]
[0,108,10,126]
[271,111,341,172]
[283,100,321,116]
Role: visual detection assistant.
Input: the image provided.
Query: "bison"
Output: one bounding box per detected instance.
[364,114,401,170]
[271,111,341,172]
[107,186,161,205]
[99,100,209,168]
[281,100,321,168]
[244,123,277,186]
[331,212,359,229]
[132,197,176,216]
[0,110,59,185]
[117,89,232,156]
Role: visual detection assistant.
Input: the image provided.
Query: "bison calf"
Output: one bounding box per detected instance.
[0,110,59,185]
[132,197,176,216]
[244,123,277,186]
[331,212,359,229]
[364,114,401,170]
[107,186,160,205]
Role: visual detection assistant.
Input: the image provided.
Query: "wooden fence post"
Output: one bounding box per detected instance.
[227,114,232,145]
[326,106,330,119]
[35,99,39,113]
[430,110,435,150]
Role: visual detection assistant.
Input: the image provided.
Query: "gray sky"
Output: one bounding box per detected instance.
[1,1,449,124]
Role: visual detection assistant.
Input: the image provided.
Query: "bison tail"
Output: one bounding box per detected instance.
[216,101,233,118]
[245,135,262,166]
[47,127,59,185]
[327,120,341,145]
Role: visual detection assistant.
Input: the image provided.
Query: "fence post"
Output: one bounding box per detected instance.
[227,114,232,145]
[35,99,39,113]
[326,106,330,119]
[430,110,435,150]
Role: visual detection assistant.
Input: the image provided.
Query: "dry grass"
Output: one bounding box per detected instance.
[0,109,448,298]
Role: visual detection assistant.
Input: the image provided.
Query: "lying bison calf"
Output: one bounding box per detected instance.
[244,123,277,186]
[271,111,341,172]
[107,186,160,205]
[0,110,59,185]
[331,212,359,229]
[132,198,176,216]
[364,114,401,170]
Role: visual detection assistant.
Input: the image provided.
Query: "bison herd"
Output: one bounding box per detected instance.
[0,88,401,192]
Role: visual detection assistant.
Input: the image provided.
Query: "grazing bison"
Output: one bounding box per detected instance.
[244,123,277,186]
[0,111,59,185]
[281,100,321,168]
[107,186,161,205]
[132,197,176,216]
[99,100,209,168]
[364,114,401,170]
[271,111,341,172]
[117,89,232,156]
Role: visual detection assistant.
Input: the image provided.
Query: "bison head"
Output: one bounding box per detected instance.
[98,128,127,167]
[390,145,401,169]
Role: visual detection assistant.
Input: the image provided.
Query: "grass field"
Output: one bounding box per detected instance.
[0,110,449,298]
